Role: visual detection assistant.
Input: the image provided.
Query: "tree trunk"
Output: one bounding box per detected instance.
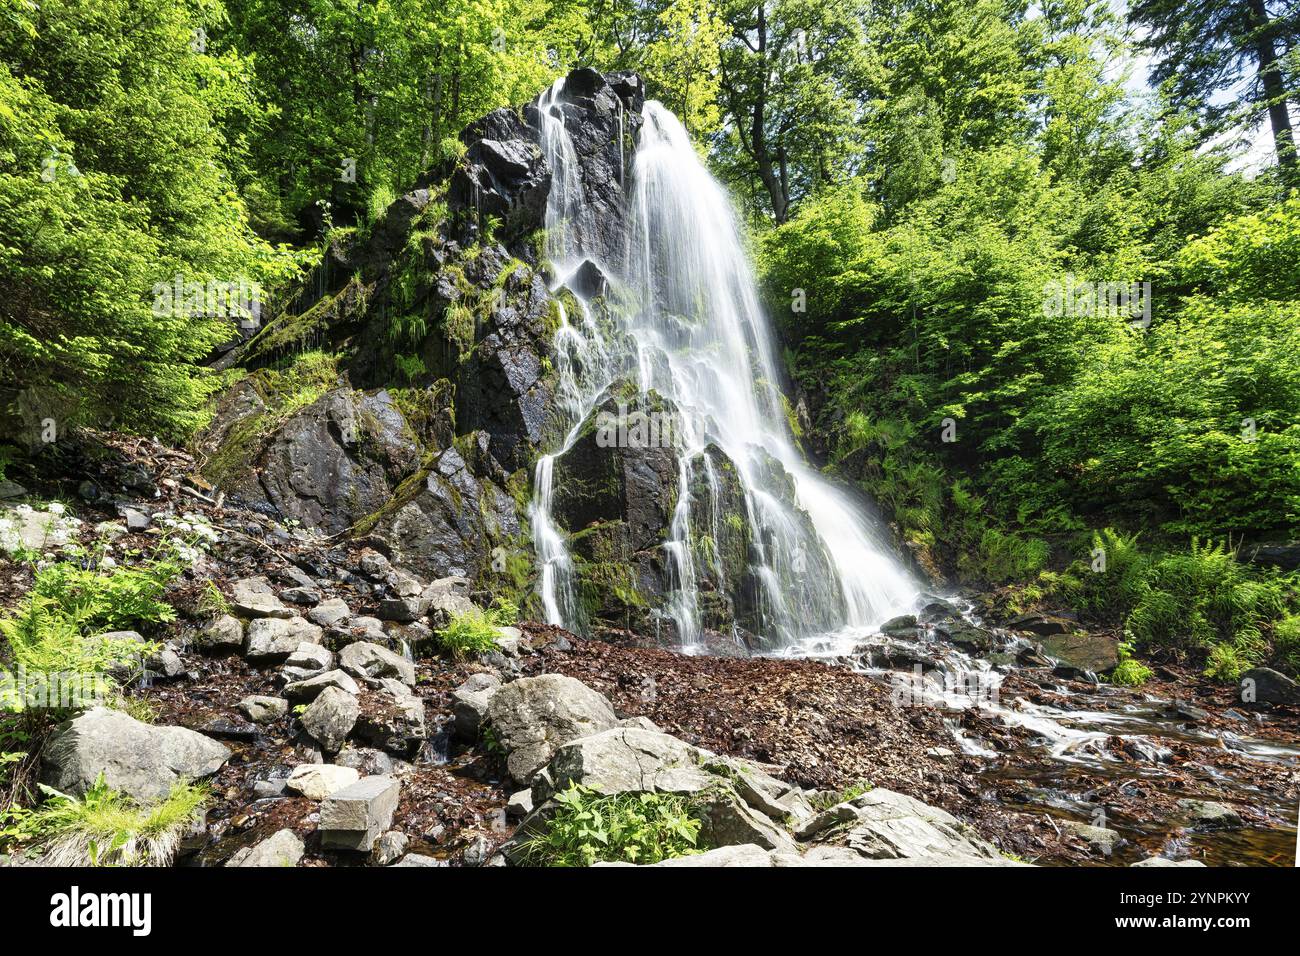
[1249,0,1297,171]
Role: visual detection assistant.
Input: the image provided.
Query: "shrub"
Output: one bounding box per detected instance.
[433,599,517,659]
[26,775,207,867]
[1272,614,1300,677]
[520,784,702,866]
[1107,641,1153,687]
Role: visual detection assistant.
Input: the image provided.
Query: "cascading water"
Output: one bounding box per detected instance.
[530,82,918,647]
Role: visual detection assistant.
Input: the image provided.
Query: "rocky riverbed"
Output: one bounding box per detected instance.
[2,435,1295,867]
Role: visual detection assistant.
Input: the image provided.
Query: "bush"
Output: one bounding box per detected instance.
[25,775,206,867]
[1107,641,1153,687]
[520,784,702,866]
[1272,614,1300,677]
[433,600,517,659]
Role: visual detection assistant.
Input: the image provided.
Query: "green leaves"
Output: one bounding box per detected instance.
[520,784,702,866]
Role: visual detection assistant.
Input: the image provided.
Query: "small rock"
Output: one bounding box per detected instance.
[231,576,293,619]
[1178,799,1243,830]
[320,775,400,852]
[377,595,430,623]
[285,764,360,800]
[1132,856,1207,868]
[0,480,27,500]
[245,616,324,662]
[123,508,150,531]
[281,586,322,606]
[506,789,534,819]
[227,829,304,868]
[199,716,259,742]
[335,746,395,776]
[284,669,361,702]
[462,833,493,867]
[390,853,443,867]
[239,695,288,724]
[358,549,391,578]
[373,831,409,865]
[300,686,360,753]
[309,597,352,628]
[1062,820,1123,854]
[282,643,334,681]
[196,614,244,652]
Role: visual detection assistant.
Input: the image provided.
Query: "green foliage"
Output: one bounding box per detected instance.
[1108,641,1153,687]
[0,552,180,710]
[433,600,515,659]
[25,775,207,867]
[812,780,872,811]
[520,783,702,866]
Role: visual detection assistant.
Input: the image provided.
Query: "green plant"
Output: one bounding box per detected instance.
[194,581,231,620]
[1108,640,1153,687]
[1203,642,1250,682]
[25,775,207,867]
[520,784,702,866]
[434,608,503,659]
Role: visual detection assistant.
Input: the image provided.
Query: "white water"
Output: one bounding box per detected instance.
[529,82,917,647]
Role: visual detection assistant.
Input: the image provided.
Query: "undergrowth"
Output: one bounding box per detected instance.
[519,784,702,866]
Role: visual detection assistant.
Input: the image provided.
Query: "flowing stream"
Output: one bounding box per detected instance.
[529,83,917,648]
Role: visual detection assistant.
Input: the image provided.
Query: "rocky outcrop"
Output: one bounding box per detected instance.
[486,673,619,784]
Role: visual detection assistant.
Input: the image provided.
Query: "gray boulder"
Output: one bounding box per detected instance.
[300,686,360,753]
[40,708,230,801]
[284,668,361,702]
[451,672,501,739]
[239,695,288,723]
[486,674,619,784]
[320,776,401,851]
[227,829,305,868]
[340,641,416,687]
[196,614,244,652]
[309,597,352,628]
[231,577,292,619]
[1240,667,1300,705]
[245,616,324,663]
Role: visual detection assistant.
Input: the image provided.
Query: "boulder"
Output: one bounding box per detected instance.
[226,829,305,868]
[285,764,361,800]
[196,614,244,652]
[1062,820,1123,854]
[239,695,288,724]
[1178,799,1244,830]
[373,831,410,866]
[300,686,360,753]
[451,672,501,739]
[645,844,773,868]
[231,577,292,619]
[320,776,401,851]
[828,789,1002,863]
[536,726,715,801]
[1132,856,1207,868]
[1039,631,1119,676]
[353,688,427,756]
[245,616,324,663]
[340,641,416,687]
[1240,667,1300,706]
[309,597,352,628]
[486,674,619,784]
[284,669,361,702]
[40,708,230,801]
[282,643,334,681]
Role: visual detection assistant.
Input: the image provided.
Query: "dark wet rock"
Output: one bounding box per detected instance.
[1243,541,1300,571]
[1039,631,1119,676]
[370,442,522,583]
[200,716,260,743]
[40,708,230,801]
[448,109,549,246]
[880,615,919,638]
[1178,799,1244,830]
[281,586,322,606]
[935,622,995,654]
[226,389,423,537]
[1239,667,1300,706]
[1006,612,1074,636]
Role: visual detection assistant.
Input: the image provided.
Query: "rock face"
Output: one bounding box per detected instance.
[40,708,230,801]
[486,674,619,783]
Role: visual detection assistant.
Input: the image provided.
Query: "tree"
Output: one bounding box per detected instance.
[1130,0,1300,173]
[644,0,727,135]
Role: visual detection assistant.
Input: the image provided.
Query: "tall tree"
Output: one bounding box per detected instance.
[1130,0,1300,172]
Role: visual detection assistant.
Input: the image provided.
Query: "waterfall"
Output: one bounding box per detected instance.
[530,82,917,646]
